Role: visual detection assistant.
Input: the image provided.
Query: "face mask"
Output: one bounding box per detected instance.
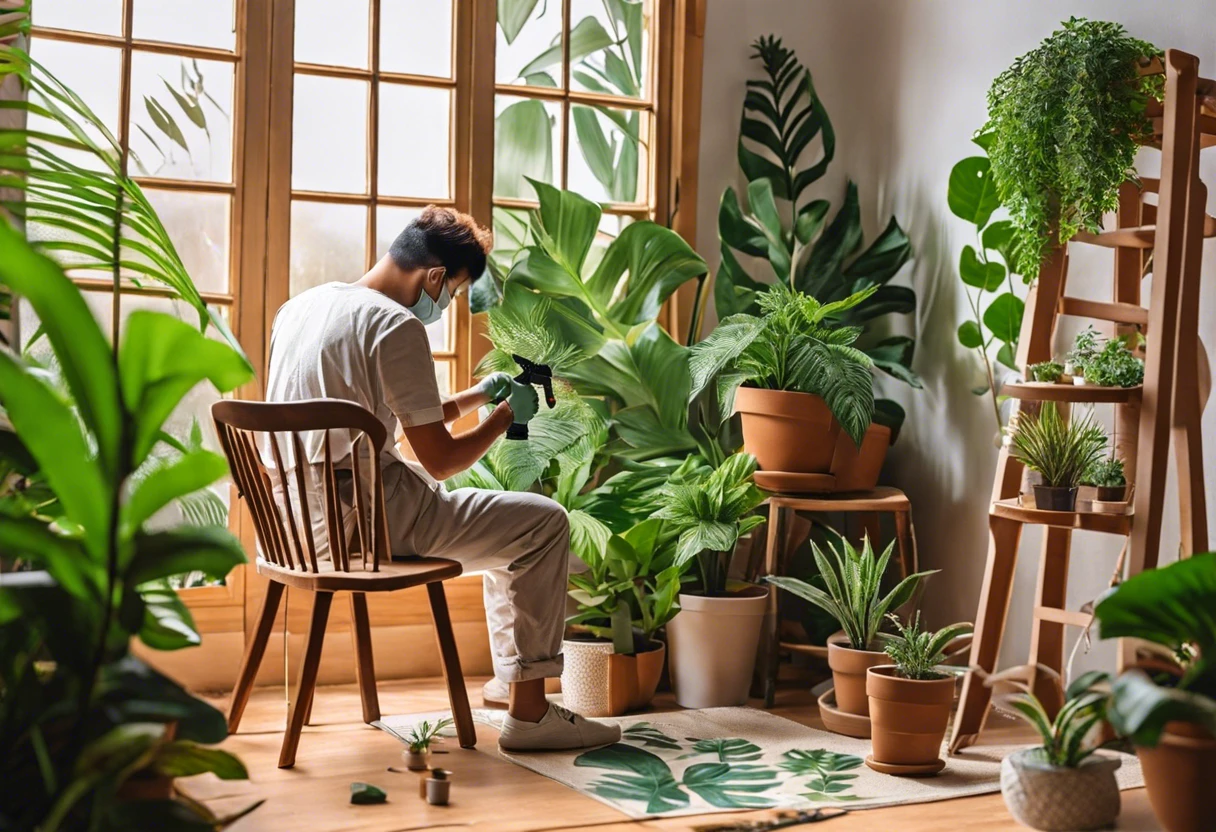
[407,271,451,326]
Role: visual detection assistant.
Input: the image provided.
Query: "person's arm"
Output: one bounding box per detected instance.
[403,402,513,481]
[441,386,492,423]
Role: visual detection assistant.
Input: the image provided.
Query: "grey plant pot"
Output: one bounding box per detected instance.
[1000,749,1121,831]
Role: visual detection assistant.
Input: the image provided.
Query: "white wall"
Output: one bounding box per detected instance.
[697,0,1216,672]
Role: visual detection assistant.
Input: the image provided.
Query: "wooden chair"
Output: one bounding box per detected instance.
[212,399,476,768]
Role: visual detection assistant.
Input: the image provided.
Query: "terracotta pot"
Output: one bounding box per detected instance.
[734,387,840,474]
[829,423,893,492]
[403,748,429,771]
[1000,748,1121,831]
[1033,485,1077,512]
[1136,721,1216,832]
[116,774,175,802]
[1095,484,1129,502]
[560,637,617,717]
[608,640,666,713]
[866,666,953,768]
[666,585,768,709]
[826,633,887,717]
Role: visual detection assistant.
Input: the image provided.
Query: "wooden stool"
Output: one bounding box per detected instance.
[754,486,918,707]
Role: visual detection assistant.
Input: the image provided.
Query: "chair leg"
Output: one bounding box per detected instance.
[1027,528,1072,717]
[893,509,917,578]
[427,582,476,749]
[279,591,333,769]
[760,503,786,708]
[350,592,381,723]
[228,581,284,734]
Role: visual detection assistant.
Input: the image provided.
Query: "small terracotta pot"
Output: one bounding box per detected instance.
[829,423,893,492]
[734,387,840,474]
[826,633,887,717]
[403,748,429,771]
[667,585,768,709]
[1000,748,1121,831]
[607,640,666,714]
[1136,721,1216,832]
[866,666,953,768]
[1033,485,1077,512]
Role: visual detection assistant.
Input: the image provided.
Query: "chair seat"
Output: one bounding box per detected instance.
[256,556,463,592]
[766,485,911,513]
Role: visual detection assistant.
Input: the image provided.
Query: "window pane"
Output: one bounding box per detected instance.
[496,0,562,89]
[494,95,560,200]
[295,0,369,69]
[290,201,367,297]
[129,53,235,182]
[137,189,231,294]
[568,104,646,204]
[435,360,452,397]
[380,0,453,78]
[33,0,122,35]
[569,0,648,100]
[28,39,121,167]
[378,85,450,199]
[134,0,237,51]
[375,206,449,352]
[292,75,368,193]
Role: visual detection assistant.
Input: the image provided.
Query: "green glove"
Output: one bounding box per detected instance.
[474,371,514,400]
[505,379,539,424]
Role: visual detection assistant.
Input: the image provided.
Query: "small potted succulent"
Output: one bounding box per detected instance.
[767,536,936,717]
[1066,326,1103,383]
[1007,403,1107,511]
[866,613,972,774]
[1096,553,1216,832]
[1081,455,1128,503]
[1083,336,1145,388]
[402,717,453,771]
[1028,361,1065,384]
[989,669,1122,831]
[563,518,682,717]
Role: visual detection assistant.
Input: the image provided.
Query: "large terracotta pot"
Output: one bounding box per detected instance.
[666,585,768,709]
[607,641,666,714]
[734,387,840,473]
[1000,748,1122,831]
[1136,721,1216,832]
[826,633,887,716]
[866,666,953,768]
[829,423,893,491]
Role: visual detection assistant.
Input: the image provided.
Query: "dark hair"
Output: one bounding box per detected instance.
[389,206,493,281]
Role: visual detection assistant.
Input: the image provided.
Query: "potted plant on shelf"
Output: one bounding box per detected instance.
[689,282,877,477]
[1028,361,1065,384]
[1082,336,1145,388]
[402,717,454,771]
[1095,553,1216,832]
[866,614,972,775]
[1081,455,1129,504]
[563,518,683,717]
[766,536,936,718]
[654,453,768,709]
[1007,403,1108,511]
[1065,326,1103,384]
[988,669,1122,831]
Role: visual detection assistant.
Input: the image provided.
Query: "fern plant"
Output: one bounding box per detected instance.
[881,613,972,680]
[1007,403,1108,488]
[689,282,877,447]
[766,535,937,650]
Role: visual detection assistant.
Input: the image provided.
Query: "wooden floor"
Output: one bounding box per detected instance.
[186,676,1159,832]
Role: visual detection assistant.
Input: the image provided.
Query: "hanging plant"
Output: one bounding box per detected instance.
[984,17,1163,279]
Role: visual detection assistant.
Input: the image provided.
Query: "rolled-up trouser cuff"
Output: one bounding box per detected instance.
[494,654,564,684]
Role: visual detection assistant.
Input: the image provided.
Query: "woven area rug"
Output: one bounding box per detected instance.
[376,707,1144,820]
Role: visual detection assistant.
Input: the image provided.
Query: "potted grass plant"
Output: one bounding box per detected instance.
[866,614,972,774]
[1007,403,1107,511]
[653,453,768,708]
[766,536,936,717]
[988,669,1122,831]
[402,718,454,771]
[563,518,683,717]
[1095,553,1216,832]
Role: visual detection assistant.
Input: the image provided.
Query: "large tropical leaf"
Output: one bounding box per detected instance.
[681,762,779,809]
[574,744,689,814]
[679,738,762,762]
[493,100,554,200]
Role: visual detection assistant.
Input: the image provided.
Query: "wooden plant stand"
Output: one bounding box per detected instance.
[950,50,1213,753]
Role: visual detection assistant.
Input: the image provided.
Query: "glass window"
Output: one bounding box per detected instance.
[379,0,454,78]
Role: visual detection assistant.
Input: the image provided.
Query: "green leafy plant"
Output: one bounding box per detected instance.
[880,613,972,680]
[405,717,454,754]
[689,282,877,447]
[1096,553,1216,744]
[1082,456,1126,488]
[1028,361,1064,383]
[765,536,937,650]
[566,518,684,654]
[650,453,767,597]
[715,36,917,404]
[948,139,1026,434]
[1067,326,1103,376]
[1083,336,1145,387]
[1006,403,1108,488]
[987,669,1113,767]
[0,225,258,828]
[984,17,1162,279]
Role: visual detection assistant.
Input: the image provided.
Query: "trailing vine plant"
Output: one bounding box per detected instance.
[984,17,1163,279]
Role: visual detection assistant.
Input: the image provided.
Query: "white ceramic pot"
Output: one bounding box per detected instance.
[559,638,616,717]
[425,776,451,805]
[666,585,768,709]
[1000,748,1121,831]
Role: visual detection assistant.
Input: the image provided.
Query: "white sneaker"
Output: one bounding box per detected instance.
[497,703,621,751]
[482,677,509,708]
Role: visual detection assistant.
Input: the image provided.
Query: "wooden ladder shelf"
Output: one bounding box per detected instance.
[950,50,1212,753]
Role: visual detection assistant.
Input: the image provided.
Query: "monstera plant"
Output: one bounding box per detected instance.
[715,36,918,424]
